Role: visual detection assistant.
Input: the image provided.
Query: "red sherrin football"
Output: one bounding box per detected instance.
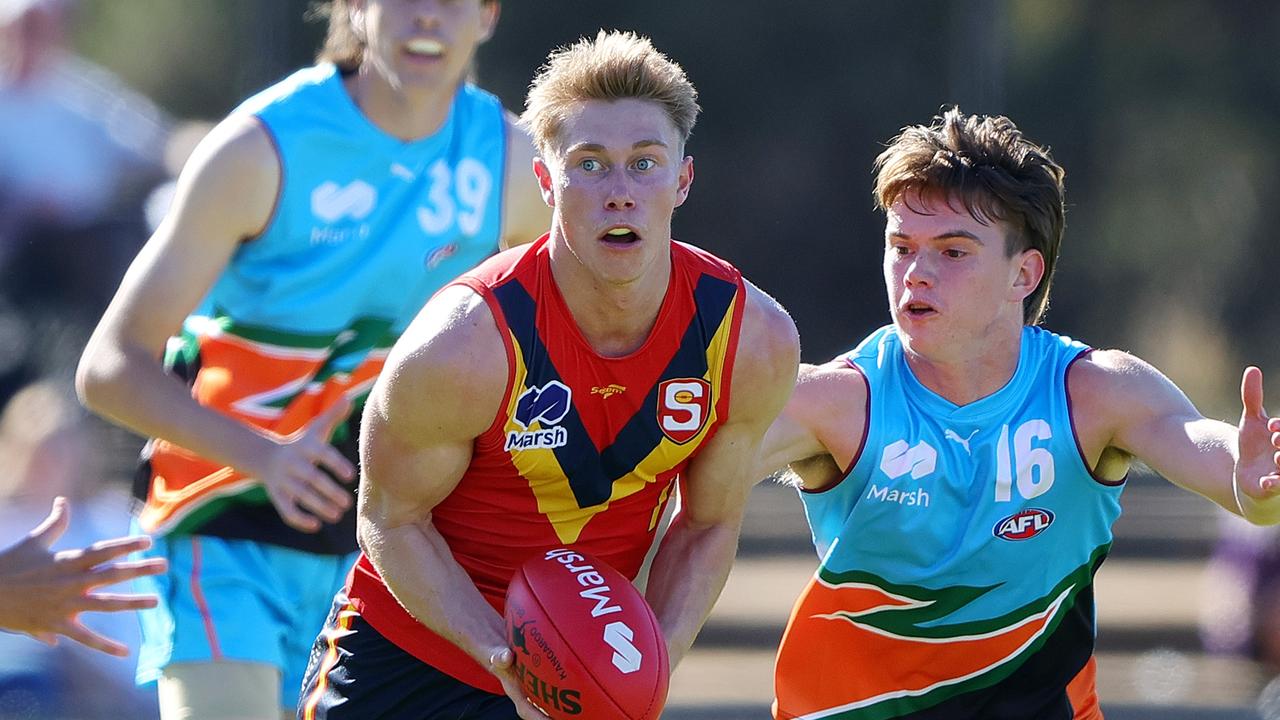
[504,548,669,720]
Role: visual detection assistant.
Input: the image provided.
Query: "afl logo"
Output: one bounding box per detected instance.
[993,508,1055,541]
[658,378,711,444]
[425,243,458,270]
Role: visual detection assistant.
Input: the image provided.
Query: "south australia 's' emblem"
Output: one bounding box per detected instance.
[658,378,711,444]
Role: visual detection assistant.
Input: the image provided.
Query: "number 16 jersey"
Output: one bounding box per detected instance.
[775,325,1123,720]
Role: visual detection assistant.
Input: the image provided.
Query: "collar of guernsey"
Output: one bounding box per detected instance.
[344,236,747,693]
[775,325,1122,719]
[136,62,508,543]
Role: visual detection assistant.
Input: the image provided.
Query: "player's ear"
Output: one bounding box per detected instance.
[477,1,500,43]
[674,156,694,208]
[533,157,556,208]
[1011,248,1045,302]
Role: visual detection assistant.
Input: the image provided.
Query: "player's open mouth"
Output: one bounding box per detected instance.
[904,302,937,318]
[405,39,446,59]
[600,227,641,245]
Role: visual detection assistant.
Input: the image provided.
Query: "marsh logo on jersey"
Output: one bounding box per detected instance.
[879,439,937,480]
[311,180,376,222]
[658,378,711,444]
[310,180,376,246]
[506,380,572,451]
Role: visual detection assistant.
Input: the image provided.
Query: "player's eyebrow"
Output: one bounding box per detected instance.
[888,229,984,244]
[566,139,669,153]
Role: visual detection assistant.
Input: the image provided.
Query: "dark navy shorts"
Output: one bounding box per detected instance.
[297,595,518,720]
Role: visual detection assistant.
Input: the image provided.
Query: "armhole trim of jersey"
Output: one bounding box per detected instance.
[1066,347,1128,488]
[715,274,748,429]
[241,114,284,246]
[800,357,870,495]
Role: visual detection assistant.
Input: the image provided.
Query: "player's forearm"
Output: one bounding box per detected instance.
[644,513,742,669]
[1151,418,1280,523]
[76,339,279,475]
[360,517,507,666]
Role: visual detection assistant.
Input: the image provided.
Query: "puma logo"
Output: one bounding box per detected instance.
[944,428,979,455]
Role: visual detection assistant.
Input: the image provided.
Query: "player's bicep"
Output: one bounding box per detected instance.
[357,286,509,532]
[756,362,863,476]
[1087,351,1236,503]
[358,391,475,531]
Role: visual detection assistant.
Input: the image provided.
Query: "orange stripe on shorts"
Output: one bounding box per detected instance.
[302,601,358,720]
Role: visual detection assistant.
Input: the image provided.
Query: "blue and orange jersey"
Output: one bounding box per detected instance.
[347,235,746,691]
[774,325,1122,720]
[134,63,508,554]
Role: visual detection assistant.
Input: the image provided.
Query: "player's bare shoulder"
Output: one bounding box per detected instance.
[1066,347,1178,423]
[372,284,509,444]
[1066,346,1196,478]
[167,113,281,241]
[733,281,801,415]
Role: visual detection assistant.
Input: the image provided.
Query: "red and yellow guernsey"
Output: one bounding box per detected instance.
[346,235,746,692]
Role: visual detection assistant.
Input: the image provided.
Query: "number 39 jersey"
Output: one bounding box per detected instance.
[775,325,1123,720]
[134,63,506,554]
[347,235,747,692]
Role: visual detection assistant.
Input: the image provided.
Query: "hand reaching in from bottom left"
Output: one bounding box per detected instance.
[0,497,168,656]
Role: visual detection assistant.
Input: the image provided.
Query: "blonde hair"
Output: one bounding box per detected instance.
[521,30,700,155]
[874,107,1066,325]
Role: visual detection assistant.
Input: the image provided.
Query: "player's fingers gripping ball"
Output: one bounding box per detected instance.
[504,548,669,720]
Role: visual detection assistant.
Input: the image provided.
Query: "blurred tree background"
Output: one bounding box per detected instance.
[67,0,1278,419]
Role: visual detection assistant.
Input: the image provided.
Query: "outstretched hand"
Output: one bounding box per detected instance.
[257,397,358,533]
[0,497,168,656]
[1235,366,1280,504]
[489,645,551,719]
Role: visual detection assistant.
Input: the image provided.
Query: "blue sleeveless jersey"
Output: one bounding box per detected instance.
[135,64,508,555]
[774,325,1122,720]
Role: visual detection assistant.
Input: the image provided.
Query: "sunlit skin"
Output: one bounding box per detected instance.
[346,0,498,138]
[884,194,1045,404]
[534,98,694,355]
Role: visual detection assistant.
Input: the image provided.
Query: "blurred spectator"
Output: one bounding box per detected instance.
[0,380,159,719]
[0,0,168,407]
[1200,511,1280,672]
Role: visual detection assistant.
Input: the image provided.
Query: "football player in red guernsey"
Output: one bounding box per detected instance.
[298,30,800,720]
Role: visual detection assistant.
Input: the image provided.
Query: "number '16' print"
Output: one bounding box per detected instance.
[993,419,1055,502]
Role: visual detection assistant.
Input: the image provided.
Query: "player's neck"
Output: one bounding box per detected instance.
[548,243,673,359]
[903,325,1024,406]
[345,69,455,141]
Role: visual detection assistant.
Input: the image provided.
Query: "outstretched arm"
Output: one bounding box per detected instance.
[644,283,800,668]
[1077,352,1280,522]
[0,498,167,656]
